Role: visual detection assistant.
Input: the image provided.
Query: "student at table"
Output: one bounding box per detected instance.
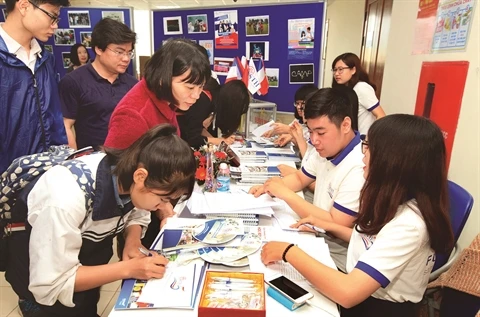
[5,124,196,317]
[250,88,365,272]
[260,114,454,317]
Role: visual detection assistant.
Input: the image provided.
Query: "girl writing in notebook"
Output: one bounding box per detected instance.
[260,115,453,317]
[5,124,196,317]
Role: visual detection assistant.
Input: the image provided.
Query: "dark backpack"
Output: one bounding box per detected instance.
[0,145,95,271]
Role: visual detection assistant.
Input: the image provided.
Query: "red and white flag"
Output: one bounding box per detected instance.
[255,58,269,95]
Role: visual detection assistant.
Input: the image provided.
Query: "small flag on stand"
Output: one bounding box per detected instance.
[225,56,269,96]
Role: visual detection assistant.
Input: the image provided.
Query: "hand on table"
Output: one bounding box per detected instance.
[261,241,291,264]
[263,177,291,200]
[277,164,297,177]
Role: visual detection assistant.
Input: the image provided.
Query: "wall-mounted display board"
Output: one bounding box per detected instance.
[152,1,325,112]
[0,5,134,79]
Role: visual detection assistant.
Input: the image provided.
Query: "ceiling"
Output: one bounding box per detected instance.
[68,0,324,11]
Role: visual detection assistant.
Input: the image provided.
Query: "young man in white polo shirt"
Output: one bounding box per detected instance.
[250,88,364,272]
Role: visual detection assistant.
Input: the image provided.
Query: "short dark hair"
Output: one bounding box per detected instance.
[69,43,90,67]
[104,124,196,200]
[293,84,318,122]
[215,80,250,137]
[357,114,454,254]
[332,85,359,131]
[331,52,376,90]
[5,0,70,13]
[303,88,354,129]
[91,18,136,52]
[144,38,211,105]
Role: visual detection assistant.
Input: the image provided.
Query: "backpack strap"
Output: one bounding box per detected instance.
[61,160,95,217]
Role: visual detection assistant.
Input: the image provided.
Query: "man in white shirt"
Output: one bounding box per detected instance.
[250,88,365,272]
[0,0,70,174]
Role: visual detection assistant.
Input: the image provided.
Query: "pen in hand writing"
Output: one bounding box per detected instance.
[138,247,152,257]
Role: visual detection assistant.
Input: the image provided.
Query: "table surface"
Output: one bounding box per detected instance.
[108,157,340,317]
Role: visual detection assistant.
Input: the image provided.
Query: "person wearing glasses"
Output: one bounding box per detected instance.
[59,18,137,150]
[250,88,365,272]
[0,0,69,174]
[5,124,196,317]
[332,52,386,135]
[260,115,453,317]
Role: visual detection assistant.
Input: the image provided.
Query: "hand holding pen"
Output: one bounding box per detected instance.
[124,247,168,280]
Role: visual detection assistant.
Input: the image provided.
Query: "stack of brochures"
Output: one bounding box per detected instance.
[266,152,301,162]
[186,190,280,226]
[230,165,281,184]
[234,149,268,164]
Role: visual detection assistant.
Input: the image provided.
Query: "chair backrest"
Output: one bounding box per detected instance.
[432,180,474,271]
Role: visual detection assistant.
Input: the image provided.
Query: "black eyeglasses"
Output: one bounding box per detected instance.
[360,134,369,154]
[331,66,351,74]
[28,0,60,25]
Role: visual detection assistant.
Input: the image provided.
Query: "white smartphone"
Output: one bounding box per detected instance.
[265,274,313,304]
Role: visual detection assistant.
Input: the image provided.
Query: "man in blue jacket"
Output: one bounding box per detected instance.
[0,0,69,174]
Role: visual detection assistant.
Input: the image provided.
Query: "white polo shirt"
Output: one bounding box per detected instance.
[301,143,317,203]
[302,132,365,272]
[353,82,379,135]
[346,201,435,303]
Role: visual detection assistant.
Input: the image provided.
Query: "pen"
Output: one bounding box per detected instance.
[211,277,255,283]
[302,223,326,233]
[138,247,152,257]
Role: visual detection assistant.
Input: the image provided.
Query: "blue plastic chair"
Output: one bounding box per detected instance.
[429,180,474,280]
[426,180,474,317]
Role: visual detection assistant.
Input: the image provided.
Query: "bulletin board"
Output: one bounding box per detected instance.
[0,5,134,78]
[151,1,325,113]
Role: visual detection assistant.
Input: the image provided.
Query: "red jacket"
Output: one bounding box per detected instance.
[104,79,179,149]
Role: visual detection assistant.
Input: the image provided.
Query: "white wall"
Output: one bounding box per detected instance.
[381,1,480,249]
[322,0,365,87]
[133,9,153,75]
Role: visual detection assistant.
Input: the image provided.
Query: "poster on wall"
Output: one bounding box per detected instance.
[414,61,469,169]
[54,29,75,45]
[61,52,71,68]
[287,18,315,60]
[68,11,91,28]
[246,41,269,61]
[214,10,238,49]
[199,40,214,65]
[213,57,234,76]
[412,0,440,54]
[266,68,279,88]
[101,11,125,23]
[187,14,208,33]
[431,0,476,52]
[289,63,314,84]
[163,16,183,35]
[80,32,92,48]
[245,15,269,36]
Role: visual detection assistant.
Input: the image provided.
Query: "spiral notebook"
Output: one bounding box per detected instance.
[205,213,259,226]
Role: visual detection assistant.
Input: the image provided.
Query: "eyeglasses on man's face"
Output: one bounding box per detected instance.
[360,134,369,154]
[106,47,135,60]
[294,101,305,110]
[331,66,351,74]
[28,0,60,26]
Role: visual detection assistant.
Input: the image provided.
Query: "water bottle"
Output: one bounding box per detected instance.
[217,162,230,192]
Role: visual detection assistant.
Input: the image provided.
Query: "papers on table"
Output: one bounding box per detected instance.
[251,120,275,137]
[187,191,280,216]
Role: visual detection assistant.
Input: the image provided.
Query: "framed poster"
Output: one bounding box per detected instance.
[187,14,208,33]
[289,63,314,84]
[163,16,183,35]
[68,11,91,28]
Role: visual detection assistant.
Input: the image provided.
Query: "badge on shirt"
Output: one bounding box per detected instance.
[361,234,376,250]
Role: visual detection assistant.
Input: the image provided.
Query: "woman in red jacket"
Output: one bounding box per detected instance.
[105,38,211,149]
